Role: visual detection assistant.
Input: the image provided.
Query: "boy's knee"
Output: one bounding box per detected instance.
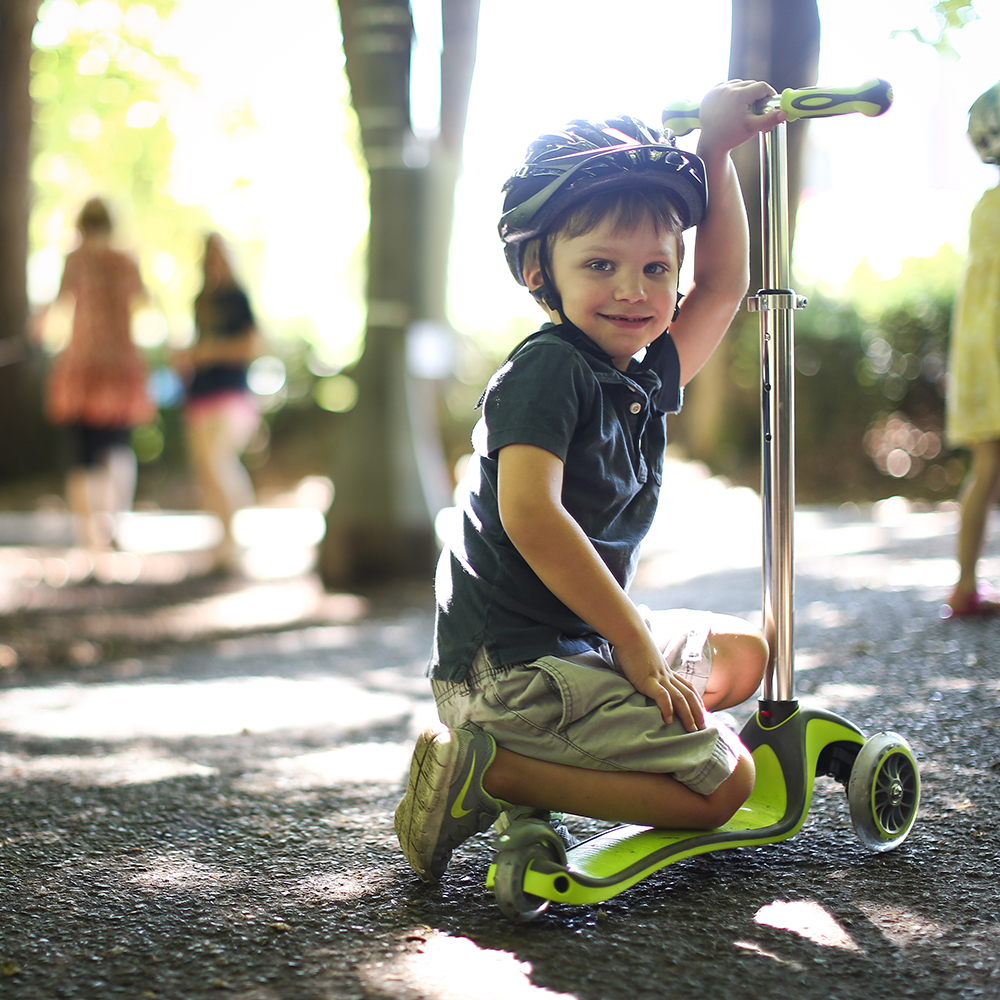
[703,751,755,828]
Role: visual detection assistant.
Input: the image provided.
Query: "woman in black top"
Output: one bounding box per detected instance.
[182,233,263,571]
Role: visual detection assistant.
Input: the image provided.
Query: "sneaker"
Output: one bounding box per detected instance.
[394,725,504,882]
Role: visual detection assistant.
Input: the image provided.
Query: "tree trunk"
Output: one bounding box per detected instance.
[0,0,52,481]
[679,0,820,466]
[320,0,479,587]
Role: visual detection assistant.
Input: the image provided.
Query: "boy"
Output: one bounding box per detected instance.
[396,81,784,882]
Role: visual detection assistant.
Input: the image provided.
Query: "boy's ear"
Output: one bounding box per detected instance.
[522,261,544,295]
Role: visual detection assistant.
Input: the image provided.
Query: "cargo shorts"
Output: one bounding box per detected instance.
[431,608,743,796]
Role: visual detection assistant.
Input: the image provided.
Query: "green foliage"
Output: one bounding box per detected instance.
[792,249,966,502]
[890,1,979,59]
[30,0,210,330]
[700,247,968,504]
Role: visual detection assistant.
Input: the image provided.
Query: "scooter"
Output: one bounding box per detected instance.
[487,79,921,922]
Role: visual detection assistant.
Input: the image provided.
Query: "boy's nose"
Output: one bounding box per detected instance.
[615,272,647,302]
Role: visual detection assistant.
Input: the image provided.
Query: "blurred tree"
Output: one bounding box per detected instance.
[319,0,479,587]
[0,0,46,480]
[677,0,820,467]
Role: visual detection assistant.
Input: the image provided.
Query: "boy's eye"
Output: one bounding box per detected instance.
[645,262,670,275]
[587,260,614,272]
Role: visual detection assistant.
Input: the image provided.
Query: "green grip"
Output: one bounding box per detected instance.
[661,101,700,137]
[780,78,893,121]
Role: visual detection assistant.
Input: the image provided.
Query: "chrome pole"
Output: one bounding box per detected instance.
[751,122,804,703]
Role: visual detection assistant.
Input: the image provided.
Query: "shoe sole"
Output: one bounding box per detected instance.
[394,726,463,881]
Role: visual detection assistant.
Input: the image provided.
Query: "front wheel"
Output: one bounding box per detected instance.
[848,731,920,851]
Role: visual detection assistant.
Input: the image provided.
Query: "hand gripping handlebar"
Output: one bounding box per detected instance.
[662,78,893,136]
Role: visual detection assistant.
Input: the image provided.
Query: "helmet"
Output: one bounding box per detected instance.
[498,115,708,287]
[968,82,1000,164]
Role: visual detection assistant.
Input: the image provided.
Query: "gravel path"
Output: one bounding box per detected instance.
[2,481,1000,999]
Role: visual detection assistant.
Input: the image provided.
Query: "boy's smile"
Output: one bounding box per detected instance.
[540,217,680,371]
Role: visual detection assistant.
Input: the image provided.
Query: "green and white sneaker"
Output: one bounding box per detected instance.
[394,725,505,882]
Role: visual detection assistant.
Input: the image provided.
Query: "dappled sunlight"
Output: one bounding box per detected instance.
[854,901,950,949]
[294,868,393,902]
[733,939,805,970]
[0,673,412,741]
[797,601,851,628]
[233,742,412,794]
[754,899,862,952]
[131,853,232,891]
[806,683,879,713]
[0,479,337,610]
[361,931,578,1000]
[102,577,365,643]
[0,745,216,786]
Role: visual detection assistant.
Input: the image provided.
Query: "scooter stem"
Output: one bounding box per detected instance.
[752,122,805,702]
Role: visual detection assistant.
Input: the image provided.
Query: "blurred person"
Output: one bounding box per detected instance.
[39,197,155,552]
[177,233,263,572]
[943,81,1000,619]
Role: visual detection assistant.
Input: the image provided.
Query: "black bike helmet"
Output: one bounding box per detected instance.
[498,115,708,290]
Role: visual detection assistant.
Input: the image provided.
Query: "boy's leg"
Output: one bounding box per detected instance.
[703,613,769,711]
[395,723,754,882]
[484,742,755,833]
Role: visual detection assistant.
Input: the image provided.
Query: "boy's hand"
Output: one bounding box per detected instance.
[615,633,707,733]
[697,79,786,156]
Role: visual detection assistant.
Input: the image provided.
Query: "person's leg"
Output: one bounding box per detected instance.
[106,442,137,518]
[187,398,257,547]
[484,742,755,831]
[702,613,769,710]
[396,723,754,881]
[954,439,1000,597]
[65,425,114,550]
[66,466,100,549]
[187,402,255,564]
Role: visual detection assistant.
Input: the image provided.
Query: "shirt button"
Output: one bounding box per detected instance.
[629,401,642,414]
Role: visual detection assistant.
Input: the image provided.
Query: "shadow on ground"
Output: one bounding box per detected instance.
[2,488,1000,999]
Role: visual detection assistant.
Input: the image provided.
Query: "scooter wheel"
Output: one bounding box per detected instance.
[493,840,558,923]
[848,731,920,851]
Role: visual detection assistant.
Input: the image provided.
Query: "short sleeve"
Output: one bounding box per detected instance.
[481,339,596,461]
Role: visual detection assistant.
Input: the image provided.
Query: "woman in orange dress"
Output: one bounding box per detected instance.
[44,197,155,550]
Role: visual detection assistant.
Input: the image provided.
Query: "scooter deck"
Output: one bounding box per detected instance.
[488,708,867,907]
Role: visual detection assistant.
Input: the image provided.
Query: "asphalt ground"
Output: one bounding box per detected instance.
[2,462,1000,1000]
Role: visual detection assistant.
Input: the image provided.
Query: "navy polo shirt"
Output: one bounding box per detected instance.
[429,321,683,682]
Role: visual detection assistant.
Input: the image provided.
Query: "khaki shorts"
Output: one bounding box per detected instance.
[432,608,743,796]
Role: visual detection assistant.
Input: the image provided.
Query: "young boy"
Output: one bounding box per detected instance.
[396,80,784,882]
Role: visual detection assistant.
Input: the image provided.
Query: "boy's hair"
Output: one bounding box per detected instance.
[524,186,686,273]
[522,186,686,309]
[77,197,113,236]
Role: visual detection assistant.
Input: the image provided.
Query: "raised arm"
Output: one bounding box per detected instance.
[497,442,706,732]
[668,80,786,385]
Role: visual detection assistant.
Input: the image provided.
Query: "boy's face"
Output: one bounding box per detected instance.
[528,215,680,371]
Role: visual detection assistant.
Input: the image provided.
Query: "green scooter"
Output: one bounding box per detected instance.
[488,79,920,922]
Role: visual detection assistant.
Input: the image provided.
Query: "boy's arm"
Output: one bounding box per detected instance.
[668,79,786,386]
[497,442,706,732]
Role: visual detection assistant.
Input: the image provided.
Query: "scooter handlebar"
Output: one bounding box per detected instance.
[662,78,893,136]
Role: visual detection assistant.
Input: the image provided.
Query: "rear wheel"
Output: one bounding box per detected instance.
[848,731,920,851]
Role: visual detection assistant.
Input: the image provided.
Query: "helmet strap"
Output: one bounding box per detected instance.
[529,238,563,314]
